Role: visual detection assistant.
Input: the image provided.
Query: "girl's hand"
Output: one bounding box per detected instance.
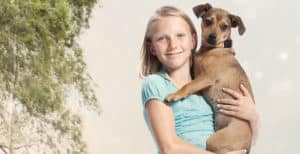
[226,149,247,154]
[217,84,257,122]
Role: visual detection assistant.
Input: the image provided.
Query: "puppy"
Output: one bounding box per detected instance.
[166,3,254,154]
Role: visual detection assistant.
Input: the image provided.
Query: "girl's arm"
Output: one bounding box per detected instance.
[217,84,260,144]
[146,99,247,154]
[146,99,215,154]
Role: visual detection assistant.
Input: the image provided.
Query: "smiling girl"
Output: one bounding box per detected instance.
[140,6,258,154]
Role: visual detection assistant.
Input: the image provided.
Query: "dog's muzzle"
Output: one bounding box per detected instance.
[207,33,217,45]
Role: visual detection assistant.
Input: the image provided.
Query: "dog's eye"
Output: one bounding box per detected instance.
[221,24,229,31]
[204,19,212,26]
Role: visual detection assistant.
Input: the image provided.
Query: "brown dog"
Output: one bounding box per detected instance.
[166,3,254,154]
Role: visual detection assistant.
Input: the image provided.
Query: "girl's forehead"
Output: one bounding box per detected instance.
[150,16,191,32]
[155,16,187,25]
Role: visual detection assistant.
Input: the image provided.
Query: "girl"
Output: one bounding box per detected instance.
[140,6,259,154]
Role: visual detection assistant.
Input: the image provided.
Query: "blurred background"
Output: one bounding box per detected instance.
[79,0,300,153]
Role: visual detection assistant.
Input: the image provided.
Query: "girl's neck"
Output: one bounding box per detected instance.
[166,65,192,89]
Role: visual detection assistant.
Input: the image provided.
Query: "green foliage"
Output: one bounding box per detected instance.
[0,0,100,153]
[0,0,99,114]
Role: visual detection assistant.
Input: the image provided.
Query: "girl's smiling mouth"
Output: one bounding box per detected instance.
[165,51,184,56]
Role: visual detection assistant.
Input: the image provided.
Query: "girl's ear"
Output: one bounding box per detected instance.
[148,43,156,56]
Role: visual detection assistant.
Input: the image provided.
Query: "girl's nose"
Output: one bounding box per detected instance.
[168,37,178,50]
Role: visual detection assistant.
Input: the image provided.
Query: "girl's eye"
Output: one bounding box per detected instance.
[204,18,212,26]
[157,36,166,41]
[177,33,185,37]
[221,24,229,31]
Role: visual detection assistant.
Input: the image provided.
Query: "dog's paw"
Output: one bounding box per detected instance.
[165,93,182,103]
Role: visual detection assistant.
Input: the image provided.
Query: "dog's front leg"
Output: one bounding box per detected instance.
[165,76,213,102]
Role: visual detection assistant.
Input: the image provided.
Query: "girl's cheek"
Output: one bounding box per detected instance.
[155,42,167,50]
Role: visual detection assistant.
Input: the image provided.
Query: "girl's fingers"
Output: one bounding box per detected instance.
[240,84,250,97]
[217,104,239,111]
[222,88,242,99]
[226,149,247,154]
[219,109,236,116]
[217,98,238,106]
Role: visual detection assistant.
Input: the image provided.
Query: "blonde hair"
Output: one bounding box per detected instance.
[139,6,198,78]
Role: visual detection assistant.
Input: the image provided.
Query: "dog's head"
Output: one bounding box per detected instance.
[193,3,245,48]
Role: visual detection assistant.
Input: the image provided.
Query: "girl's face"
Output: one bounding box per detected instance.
[150,16,196,71]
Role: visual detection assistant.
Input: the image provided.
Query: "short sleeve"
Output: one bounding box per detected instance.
[141,75,168,107]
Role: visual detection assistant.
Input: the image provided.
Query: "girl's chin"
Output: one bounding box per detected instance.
[164,61,188,70]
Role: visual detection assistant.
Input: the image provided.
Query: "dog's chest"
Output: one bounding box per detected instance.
[193,53,227,76]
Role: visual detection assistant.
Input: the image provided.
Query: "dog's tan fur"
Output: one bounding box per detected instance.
[166,3,254,154]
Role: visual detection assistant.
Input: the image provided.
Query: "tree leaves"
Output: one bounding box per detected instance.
[0,0,100,153]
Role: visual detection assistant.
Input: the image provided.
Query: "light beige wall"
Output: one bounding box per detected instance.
[79,0,300,153]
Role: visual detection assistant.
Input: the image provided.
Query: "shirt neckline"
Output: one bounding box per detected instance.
[157,68,180,89]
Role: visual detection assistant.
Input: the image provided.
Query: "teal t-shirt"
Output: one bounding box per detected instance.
[141,69,214,153]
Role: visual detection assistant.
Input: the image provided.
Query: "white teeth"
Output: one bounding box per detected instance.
[175,51,183,54]
[166,51,183,55]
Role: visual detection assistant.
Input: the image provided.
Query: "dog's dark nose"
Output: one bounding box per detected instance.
[208,33,217,40]
[207,33,217,45]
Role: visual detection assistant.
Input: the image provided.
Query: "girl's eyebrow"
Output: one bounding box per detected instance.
[153,33,167,38]
[155,35,168,41]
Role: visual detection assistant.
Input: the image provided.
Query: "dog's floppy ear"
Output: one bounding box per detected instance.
[229,14,246,35]
[193,3,212,18]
